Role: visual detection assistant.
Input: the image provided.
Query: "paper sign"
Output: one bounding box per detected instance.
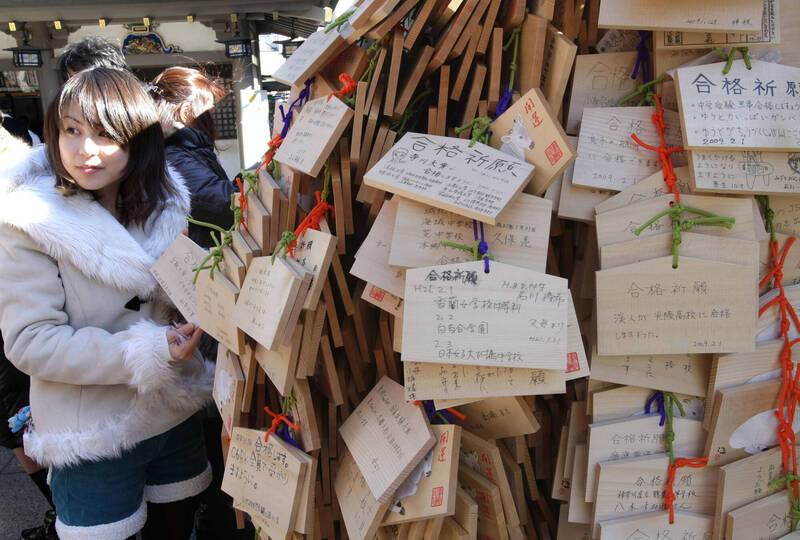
[232,256,304,351]
[363,133,535,224]
[403,361,566,401]
[213,346,245,435]
[488,88,577,195]
[675,59,800,151]
[150,235,208,325]
[273,29,347,87]
[715,446,784,540]
[335,448,391,540]
[339,376,436,503]
[566,52,640,135]
[596,256,757,355]
[654,0,779,49]
[350,198,406,298]
[454,396,540,439]
[383,425,461,525]
[594,455,718,538]
[222,427,308,540]
[590,347,711,397]
[402,260,569,370]
[274,96,353,177]
[585,416,705,503]
[598,0,764,32]
[196,270,245,355]
[572,106,686,191]
[689,149,800,195]
[389,194,551,271]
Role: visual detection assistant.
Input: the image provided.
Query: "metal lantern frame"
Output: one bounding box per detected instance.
[5,42,44,68]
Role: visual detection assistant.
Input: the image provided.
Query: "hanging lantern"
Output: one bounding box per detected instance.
[217,34,252,58]
[6,43,43,68]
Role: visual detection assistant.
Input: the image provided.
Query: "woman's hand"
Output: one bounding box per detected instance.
[167,322,203,363]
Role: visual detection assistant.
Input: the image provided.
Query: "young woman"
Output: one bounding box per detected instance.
[150,66,237,250]
[0,67,213,540]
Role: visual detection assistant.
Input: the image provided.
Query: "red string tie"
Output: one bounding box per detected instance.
[263,406,300,442]
[287,191,334,257]
[665,457,708,523]
[328,73,358,102]
[255,134,285,174]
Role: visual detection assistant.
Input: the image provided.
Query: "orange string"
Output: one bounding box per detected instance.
[665,457,708,522]
[236,176,248,231]
[630,94,685,204]
[287,191,334,257]
[255,134,285,174]
[263,406,300,442]
[445,407,467,421]
[758,237,800,503]
[327,73,358,102]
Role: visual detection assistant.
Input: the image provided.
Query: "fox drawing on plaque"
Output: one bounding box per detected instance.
[499,114,534,160]
[738,151,773,189]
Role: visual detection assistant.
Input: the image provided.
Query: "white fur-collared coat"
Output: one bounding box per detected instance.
[0,144,213,468]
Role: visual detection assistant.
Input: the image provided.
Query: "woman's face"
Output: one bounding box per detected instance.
[58,102,129,194]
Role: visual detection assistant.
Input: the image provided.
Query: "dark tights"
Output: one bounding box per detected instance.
[125,498,198,540]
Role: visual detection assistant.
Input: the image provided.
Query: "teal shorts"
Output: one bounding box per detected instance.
[51,411,211,540]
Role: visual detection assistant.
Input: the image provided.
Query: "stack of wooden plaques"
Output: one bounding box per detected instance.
[149,0,800,538]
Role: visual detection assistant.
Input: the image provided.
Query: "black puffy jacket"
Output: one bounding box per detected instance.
[165,126,238,249]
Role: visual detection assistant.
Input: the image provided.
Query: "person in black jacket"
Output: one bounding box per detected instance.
[150,66,249,540]
[150,67,237,250]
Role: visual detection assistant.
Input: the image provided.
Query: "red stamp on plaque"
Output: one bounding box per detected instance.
[566,352,580,373]
[545,140,563,165]
[369,285,385,302]
[431,486,444,507]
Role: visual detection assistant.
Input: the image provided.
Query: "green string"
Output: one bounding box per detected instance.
[757,195,776,242]
[391,85,434,137]
[344,36,387,107]
[619,76,664,107]
[440,240,496,262]
[713,46,752,75]
[662,392,686,465]
[187,193,245,282]
[271,230,297,264]
[267,158,280,180]
[770,474,800,531]
[454,117,492,146]
[240,170,259,195]
[321,156,332,203]
[502,17,525,90]
[281,394,297,414]
[324,8,355,33]
[634,203,735,268]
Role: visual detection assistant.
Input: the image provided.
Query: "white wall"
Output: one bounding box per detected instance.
[0,31,16,59]
[216,140,242,179]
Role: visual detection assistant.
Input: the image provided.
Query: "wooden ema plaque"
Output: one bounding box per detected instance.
[196,270,245,356]
[675,59,800,151]
[714,446,784,540]
[599,510,713,540]
[594,166,694,215]
[598,0,764,32]
[338,376,436,503]
[453,396,540,440]
[254,321,303,396]
[362,132,535,225]
[272,29,348,87]
[726,490,792,540]
[592,386,703,424]
[590,348,711,397]
[540,24,577,116]
[291,228,337,311]
[335,447,392,540]
[565,51,640,135]
[150,235,208,325]
[689,149,800,195]
[585,415,706,503]
[350,198,406,298]
[213,346,245,436]
[653,0,779,50]
[383,425,461,525]
[572,106,686,192]
[488,88,577,196]
[403,361,566,401]
[402,260,569,370]
[389,194,552,272]
[273,96,353,177]
[596,256,757,355]
[232,256,308,352]
[593,454,718,538]
[221,427,308,540]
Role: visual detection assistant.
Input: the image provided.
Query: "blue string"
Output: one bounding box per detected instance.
[473,220,490,272]
[632,31,651,83]
[495,82,513,118]
[645,391,666,426]
[277,417,303,450]
[279,78,315,139]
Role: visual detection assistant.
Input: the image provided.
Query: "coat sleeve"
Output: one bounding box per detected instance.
[0,225,177,393]
[168,147,236,230]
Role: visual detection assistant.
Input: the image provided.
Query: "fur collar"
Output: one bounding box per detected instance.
[0,145,190,298]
